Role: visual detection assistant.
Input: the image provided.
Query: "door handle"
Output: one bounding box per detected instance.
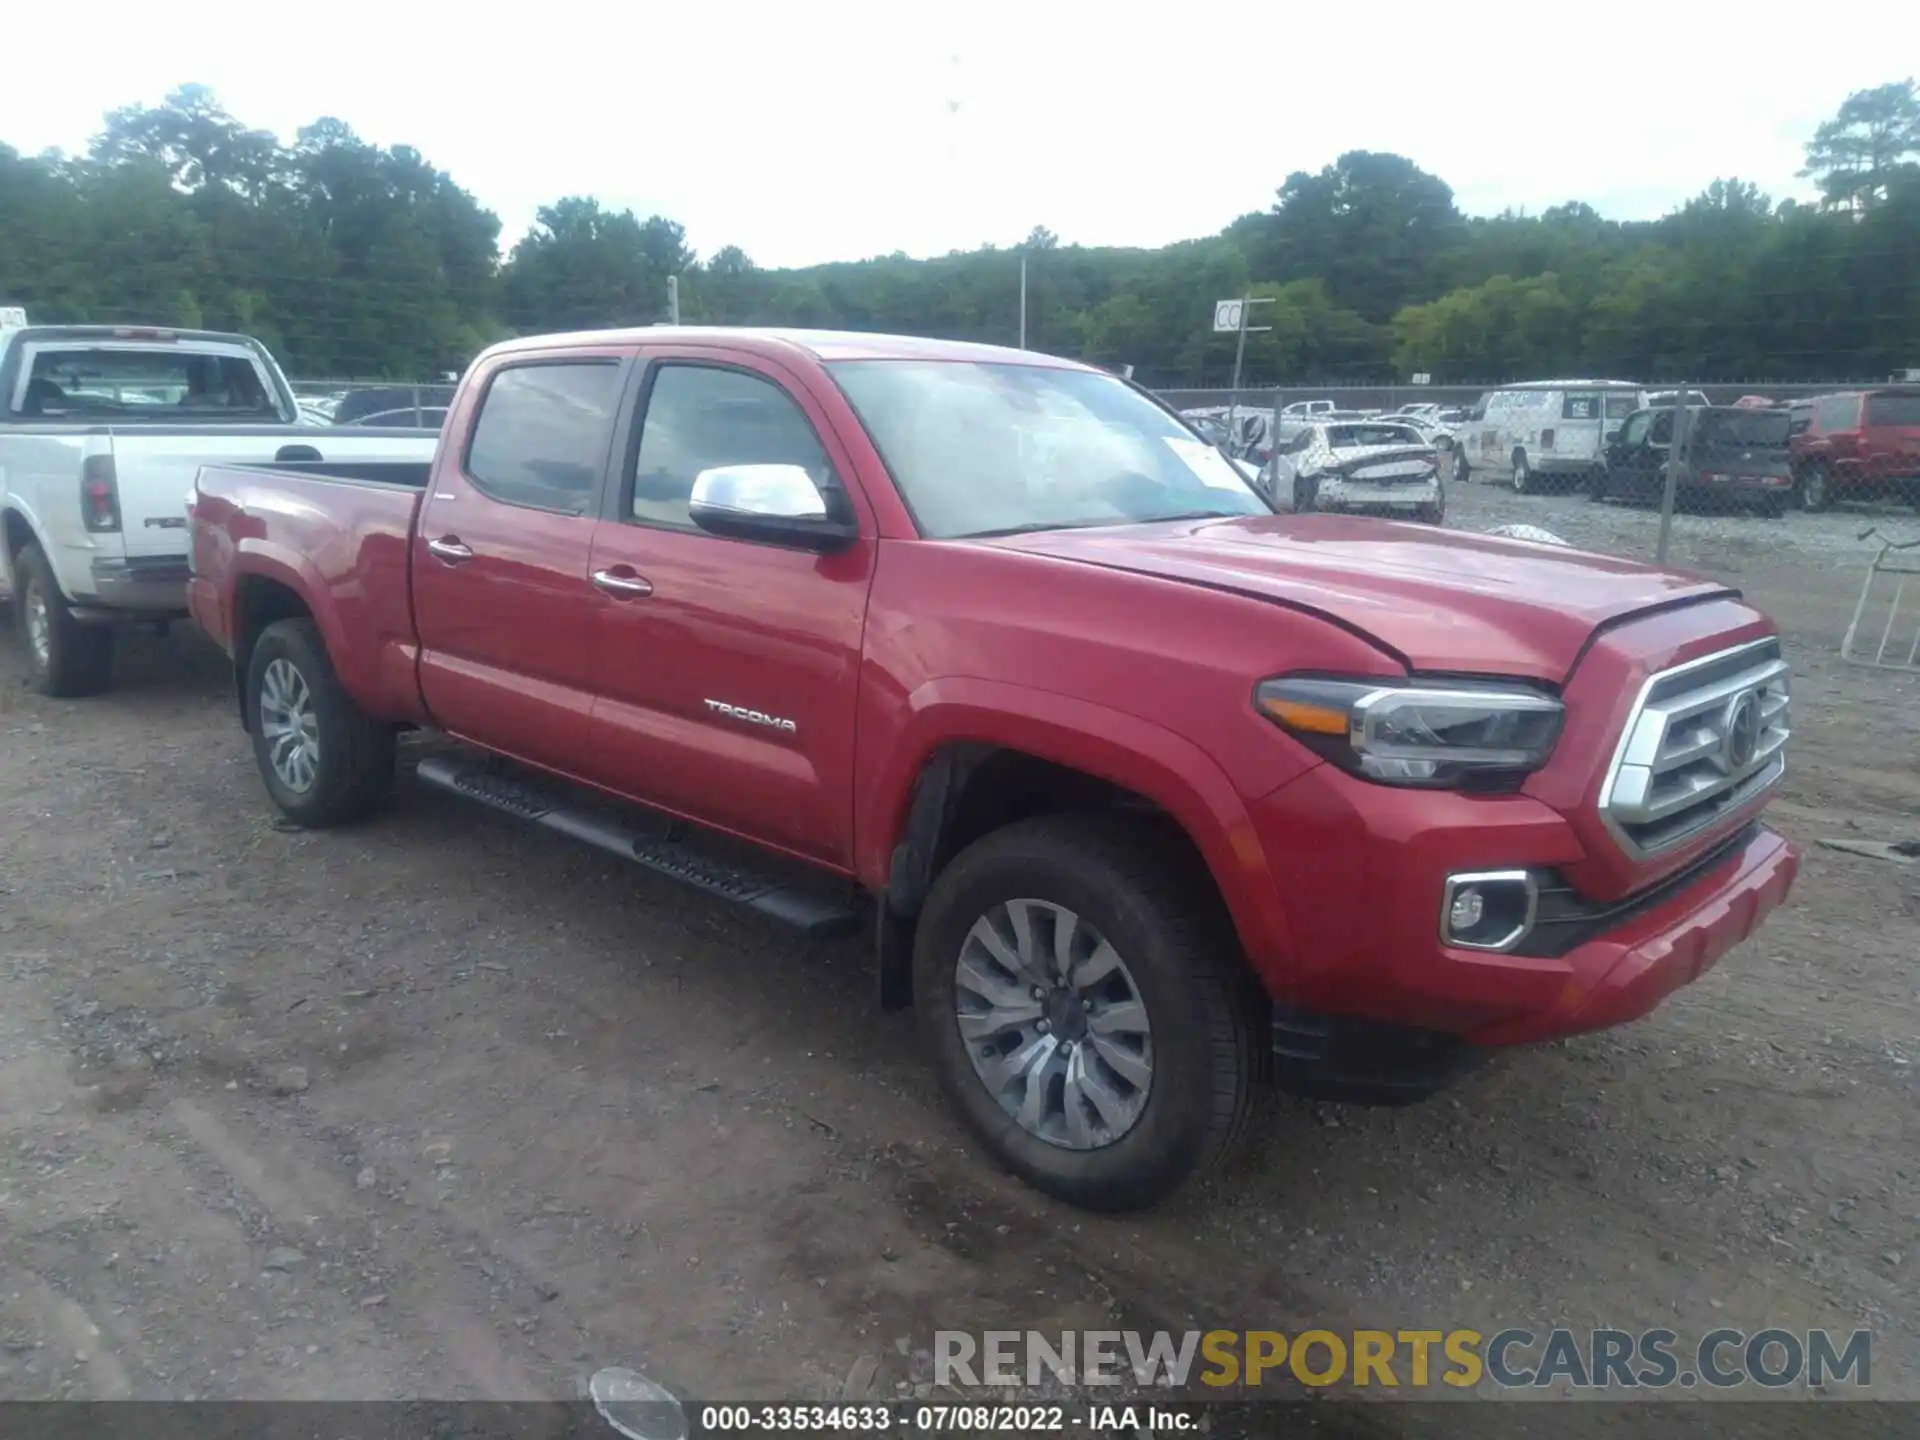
[592,568,654,598]
[426,536,474,564]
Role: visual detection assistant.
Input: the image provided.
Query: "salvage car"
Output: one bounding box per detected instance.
[187,327,1799,1211]
[1268,418,1444,523]
[1597,405,1795,516]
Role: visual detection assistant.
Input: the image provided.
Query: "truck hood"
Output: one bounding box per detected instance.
[989,514,1735,680]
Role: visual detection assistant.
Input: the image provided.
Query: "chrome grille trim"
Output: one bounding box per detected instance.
[1599,637,1791,859]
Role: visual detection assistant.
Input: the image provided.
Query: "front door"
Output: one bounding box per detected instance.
[582,351,875,867]
[411,351,630,777]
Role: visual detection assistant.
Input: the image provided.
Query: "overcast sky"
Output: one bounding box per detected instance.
[2,2,1893,269]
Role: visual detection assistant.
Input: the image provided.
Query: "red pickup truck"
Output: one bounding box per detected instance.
[188,328,1799,1210]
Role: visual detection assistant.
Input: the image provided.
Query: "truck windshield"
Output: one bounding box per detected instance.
[828,360,1269,539]
[12,346,285,421]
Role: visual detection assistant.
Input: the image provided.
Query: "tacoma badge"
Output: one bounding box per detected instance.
[704,699,798,733]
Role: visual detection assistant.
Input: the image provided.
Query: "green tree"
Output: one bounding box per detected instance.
[1801,79,1920,211]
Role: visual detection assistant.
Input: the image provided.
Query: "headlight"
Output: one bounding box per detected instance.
[1254,676,1564,788]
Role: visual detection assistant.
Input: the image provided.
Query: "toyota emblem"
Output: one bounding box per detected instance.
[1724,691,1761,769]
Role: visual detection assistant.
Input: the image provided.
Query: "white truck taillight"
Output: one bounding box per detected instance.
[81,453,122,532]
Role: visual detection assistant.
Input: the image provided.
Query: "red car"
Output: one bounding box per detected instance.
[1787,387,1920,510]
[187,328,1799,1210]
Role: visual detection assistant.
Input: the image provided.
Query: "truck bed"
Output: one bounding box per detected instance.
[189,461,431,722]
[222,457,434,488]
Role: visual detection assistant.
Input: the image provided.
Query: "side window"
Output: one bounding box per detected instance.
[1619,412,1652,446]
[1815,394,1858,432]
[1649,410,1674,445]
[1562,393,1600,421]
[628,365,834,531]
[465,362,623,515]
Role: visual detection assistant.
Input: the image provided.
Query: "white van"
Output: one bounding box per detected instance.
[1456,380,1644,493]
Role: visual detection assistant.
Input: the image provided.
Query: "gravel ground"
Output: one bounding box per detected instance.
[2,486,1917,1426]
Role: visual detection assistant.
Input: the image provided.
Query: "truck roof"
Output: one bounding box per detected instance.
[486,327,1090,369]
[3,324,269,347]
[1494,379,1644,390]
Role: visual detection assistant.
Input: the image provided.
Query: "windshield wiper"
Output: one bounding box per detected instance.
[962,519,1118,539]
[1138,510,1246,525]
[965,511,1248,540]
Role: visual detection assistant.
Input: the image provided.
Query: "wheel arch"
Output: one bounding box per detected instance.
[865,684,1294,1011]
[231,572,318,727]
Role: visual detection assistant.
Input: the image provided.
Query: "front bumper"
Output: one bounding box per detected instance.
[86,555,191,614]
[1239,763,1798,1047]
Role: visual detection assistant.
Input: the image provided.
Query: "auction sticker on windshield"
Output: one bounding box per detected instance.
[1164,436,1250,492]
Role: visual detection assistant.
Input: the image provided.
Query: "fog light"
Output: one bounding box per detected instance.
[1440,870,1539,952]
[1448,887,1485,933]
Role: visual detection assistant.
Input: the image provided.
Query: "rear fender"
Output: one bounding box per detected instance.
[231,541,382,718]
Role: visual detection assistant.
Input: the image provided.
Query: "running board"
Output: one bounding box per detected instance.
[414,755,865,938]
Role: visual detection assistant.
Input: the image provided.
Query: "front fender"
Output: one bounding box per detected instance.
[856,675,1298,976]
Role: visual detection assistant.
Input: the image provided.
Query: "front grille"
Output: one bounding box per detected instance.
[1599,637,1790,858]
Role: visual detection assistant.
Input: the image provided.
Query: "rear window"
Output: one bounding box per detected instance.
[463,361,623,514]
[1699,410,1791,447]
[1865,393,1920,427]
[1326,423,1424,448]
[1606,394,1639,419]
[11,345,282,421]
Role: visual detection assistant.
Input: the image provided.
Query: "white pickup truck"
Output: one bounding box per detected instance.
[0,320,441,695]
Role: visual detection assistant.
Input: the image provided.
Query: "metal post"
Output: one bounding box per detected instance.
[1224,295,1275,441]
[1018,255,1027,350]
[1655,393,1690,566]
[1229,296,1251,424]
[667,275,681,325]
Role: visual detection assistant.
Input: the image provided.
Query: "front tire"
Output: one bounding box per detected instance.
[15,542,114,697]
[912,813,1264,1212]
[246,618,396,828]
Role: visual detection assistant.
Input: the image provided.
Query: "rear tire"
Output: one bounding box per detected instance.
[1511,450,1536,495]
[912,813,1264,1212]
[1586,466,1609,501]
[15,542,114,698]
[1798,464,1833,512]
[1292,475,1318,514]
[246,618,396,828]
[1453,454,1472,485]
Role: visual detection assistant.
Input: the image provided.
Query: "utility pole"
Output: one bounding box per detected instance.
[1223,295,1276,438]
[667,275,681,325]
[1018,254,1028,349]
[1655,395,1691,565]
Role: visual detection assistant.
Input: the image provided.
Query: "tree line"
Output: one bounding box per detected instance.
[2,82,1916,386]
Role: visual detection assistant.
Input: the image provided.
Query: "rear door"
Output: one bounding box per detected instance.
[411,347,631,777]
[1862,391,1920,484]
[581,347,876,867]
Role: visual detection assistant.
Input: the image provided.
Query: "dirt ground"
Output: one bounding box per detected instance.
[2,483,1916,1425]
